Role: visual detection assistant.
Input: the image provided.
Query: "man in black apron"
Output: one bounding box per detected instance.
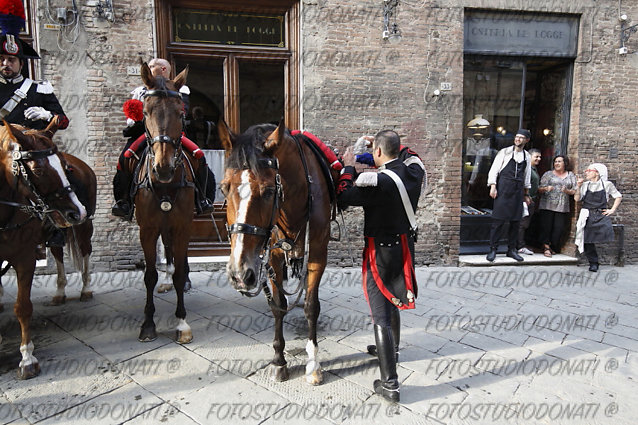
[486,129,532,262]
[574,163,622,272]
[337,130,425,402]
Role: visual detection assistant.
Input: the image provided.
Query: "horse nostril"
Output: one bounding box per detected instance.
[66,211,80,223]
[242,269,256,288]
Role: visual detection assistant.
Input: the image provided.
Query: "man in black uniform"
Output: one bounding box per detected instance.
[337,130,425,402]
[0,33,70,247]
[486,129,532,262]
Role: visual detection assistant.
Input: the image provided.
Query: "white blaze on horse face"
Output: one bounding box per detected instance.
[48,154,87,221]
[233,170,252,266]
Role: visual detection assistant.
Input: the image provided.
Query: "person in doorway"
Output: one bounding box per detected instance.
[574,163,622,272]
[537,155,577,257]
[517,148,541,255]
[111,58,215,219]
[337,131,424,403]
[486,129,532,262]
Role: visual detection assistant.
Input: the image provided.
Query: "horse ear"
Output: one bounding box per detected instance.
[2,120,32,148]
[141,62,154,88]
[217,117,235,157]
[173,66,188,91]
[264,119,286,151]
[42,115,59,139]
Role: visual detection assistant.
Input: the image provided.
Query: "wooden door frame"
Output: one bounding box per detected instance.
[154,0,300,132]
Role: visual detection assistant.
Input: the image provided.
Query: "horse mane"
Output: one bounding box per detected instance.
[149,75,171,91]
[226,123,280,175]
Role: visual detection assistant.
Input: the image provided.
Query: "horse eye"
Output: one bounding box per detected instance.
[262,187,276,199]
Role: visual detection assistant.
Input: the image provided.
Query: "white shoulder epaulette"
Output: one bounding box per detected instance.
[179,85,190,95]
[404,155,425,171]
[35,80,54,94]
[355,172,378,187]
[131,86,146,100]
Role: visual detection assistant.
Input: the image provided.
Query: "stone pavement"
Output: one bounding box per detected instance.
[0,264,637,425]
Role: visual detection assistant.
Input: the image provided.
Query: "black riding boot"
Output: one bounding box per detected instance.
[111,169,133,220]
[195,159,215,214]
[367,309,400,361]
[373,324,400,402]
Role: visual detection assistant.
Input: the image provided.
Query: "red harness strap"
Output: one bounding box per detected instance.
[291,130,342,171]
[124,133,204,159]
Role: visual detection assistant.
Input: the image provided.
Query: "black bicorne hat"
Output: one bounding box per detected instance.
[0,0,39,59]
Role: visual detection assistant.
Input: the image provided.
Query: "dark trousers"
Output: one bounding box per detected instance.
[518,203,535,249]
[539,210,568,252]
[584,243,598,265]
[490,219,519,251]
[364,269,397,328]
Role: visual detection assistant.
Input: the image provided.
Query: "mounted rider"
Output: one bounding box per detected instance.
[0,4,70,247]
[111,58,216,219]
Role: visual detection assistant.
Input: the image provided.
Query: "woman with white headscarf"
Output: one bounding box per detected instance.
[574,163,622,272]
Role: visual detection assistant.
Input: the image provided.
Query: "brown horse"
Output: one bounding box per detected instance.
[0,119,87,379]
[220,121,337,385]
[129,63,194,343]
[49,153,97,304]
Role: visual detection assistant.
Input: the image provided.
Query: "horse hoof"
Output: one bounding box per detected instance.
[306,369,323,386]
[270,364,289,382]
[17,363,40,380]
[138,327,158,342]
[157,284,173,294]
[184,281,192,292]
[50,295,66,306]
[176,329,193,344]
[80,291,93,301]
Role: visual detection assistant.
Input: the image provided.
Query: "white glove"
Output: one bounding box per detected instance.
[24,106,53,122]
[126,118,136,127]
[353,136,373,155]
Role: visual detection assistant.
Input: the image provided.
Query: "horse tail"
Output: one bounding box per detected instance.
[68,228,85,274]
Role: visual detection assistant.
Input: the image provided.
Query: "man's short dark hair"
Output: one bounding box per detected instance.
[374,130,400,157]
[529,148,541,155]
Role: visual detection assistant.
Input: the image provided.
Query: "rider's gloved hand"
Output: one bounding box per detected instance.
[24,106,53,122]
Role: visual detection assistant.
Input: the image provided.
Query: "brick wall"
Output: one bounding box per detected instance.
[33,0,638,269]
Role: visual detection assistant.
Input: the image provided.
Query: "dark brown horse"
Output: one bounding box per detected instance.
[220,121,337,384]
[128,63,194,343]
[49,153,97,304]
[0,119,87,379]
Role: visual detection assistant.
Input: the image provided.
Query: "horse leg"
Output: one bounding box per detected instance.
[269,259,289,381]
[14,259,40,379]
[78,224,93,301]
[79,254,93,301]
[50,246,67,305]
[173,237,192,344]
[304,261,325,385]
[184,257,191,292]
[157,239,174,294]
[139,228,160,342]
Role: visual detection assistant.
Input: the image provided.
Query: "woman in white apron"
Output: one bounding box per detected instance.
[574,163,622,272]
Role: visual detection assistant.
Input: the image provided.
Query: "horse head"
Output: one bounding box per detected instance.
[0,119,87,226]
[220,120,287,292]
[140,62,188,183]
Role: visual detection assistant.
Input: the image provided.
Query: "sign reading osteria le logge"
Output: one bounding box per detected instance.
[173,9,285,48]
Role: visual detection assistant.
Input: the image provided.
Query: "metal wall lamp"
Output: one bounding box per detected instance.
[619,14,638,54]
[383,0,402,44]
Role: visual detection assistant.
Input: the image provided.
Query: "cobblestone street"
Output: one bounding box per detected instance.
[1,265,636,424]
